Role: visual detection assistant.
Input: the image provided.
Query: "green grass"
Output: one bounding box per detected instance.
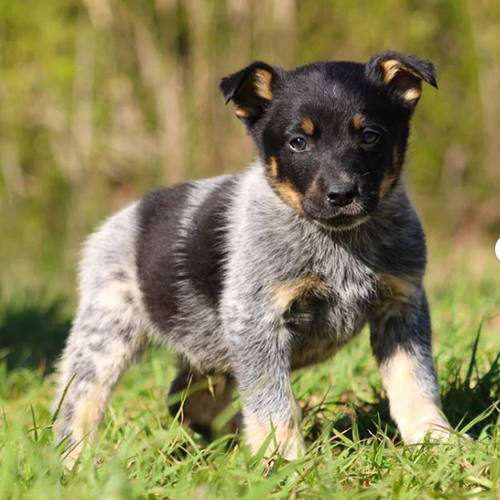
[1,248,500,499]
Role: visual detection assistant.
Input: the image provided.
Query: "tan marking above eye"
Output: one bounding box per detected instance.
[254,69,273,101]
[352,113,364,129]
[300,118,315,136]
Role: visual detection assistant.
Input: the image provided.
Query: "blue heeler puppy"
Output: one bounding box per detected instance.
[54,51,453,460]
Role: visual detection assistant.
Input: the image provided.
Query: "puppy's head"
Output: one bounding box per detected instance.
[220,52,437,230]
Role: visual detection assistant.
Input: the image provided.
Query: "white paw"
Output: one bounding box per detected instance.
[280,434,306,461]
[404,423,470,444]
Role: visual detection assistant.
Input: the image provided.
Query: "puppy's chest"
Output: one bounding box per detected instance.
[276,260,379,368]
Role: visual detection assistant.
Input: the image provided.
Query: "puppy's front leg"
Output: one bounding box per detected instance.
[227,318,304,460]
[370,283,450,444]
[235,348,304,460]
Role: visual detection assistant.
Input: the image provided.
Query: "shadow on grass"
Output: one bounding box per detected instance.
[304,325,500,444]
[440,321,500,438]
[0,294,71,373]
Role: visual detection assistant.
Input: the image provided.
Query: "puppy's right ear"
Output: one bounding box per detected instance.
[365,52,437,109]
[220,62,283,128]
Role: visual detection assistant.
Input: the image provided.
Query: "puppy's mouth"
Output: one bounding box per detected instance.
[312,213,369,231]
[303,200,372,230]
[302,189,376,231]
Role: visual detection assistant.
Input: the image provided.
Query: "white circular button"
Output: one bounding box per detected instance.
[496,238,500,261]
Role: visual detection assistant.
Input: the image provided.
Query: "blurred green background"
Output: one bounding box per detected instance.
[0,0,499,300]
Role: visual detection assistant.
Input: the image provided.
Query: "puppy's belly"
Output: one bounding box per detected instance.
[290,338,340,370]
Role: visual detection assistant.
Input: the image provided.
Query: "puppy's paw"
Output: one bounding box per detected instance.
[404,425,450,444]
[279,433,306,461]
[404,422,471,445]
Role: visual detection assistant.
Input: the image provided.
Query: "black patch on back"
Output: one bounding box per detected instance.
[136,183,193,330]
[184,176,238,306]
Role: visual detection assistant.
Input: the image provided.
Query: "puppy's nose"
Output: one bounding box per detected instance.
[326,182,358,207]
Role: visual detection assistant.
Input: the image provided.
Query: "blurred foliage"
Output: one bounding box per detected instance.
[0,0,499,295]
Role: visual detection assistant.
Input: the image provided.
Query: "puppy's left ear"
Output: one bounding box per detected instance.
[220,62,283,128]
[366,51,437,108]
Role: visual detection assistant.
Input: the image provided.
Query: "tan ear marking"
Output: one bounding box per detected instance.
[381,60,401,84]
[254,69,273,101]
[380,59,425,107]
[300,118,315,136]
[381,59,421,85]
[234,104,251,118]
[402,87,421,104]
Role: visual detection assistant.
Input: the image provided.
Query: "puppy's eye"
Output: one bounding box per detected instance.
[289,137,309,152]
[361,129,380,146]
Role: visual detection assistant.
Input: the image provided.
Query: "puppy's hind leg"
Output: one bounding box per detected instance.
[167,366,238,442]
[53,203,149,460]
[54,311,146,459]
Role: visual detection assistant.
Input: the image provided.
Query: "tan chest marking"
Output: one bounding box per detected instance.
[273,273,328,313]
[377,273,420,320]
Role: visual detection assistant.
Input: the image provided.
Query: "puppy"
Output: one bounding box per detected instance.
[54,51,451,460]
